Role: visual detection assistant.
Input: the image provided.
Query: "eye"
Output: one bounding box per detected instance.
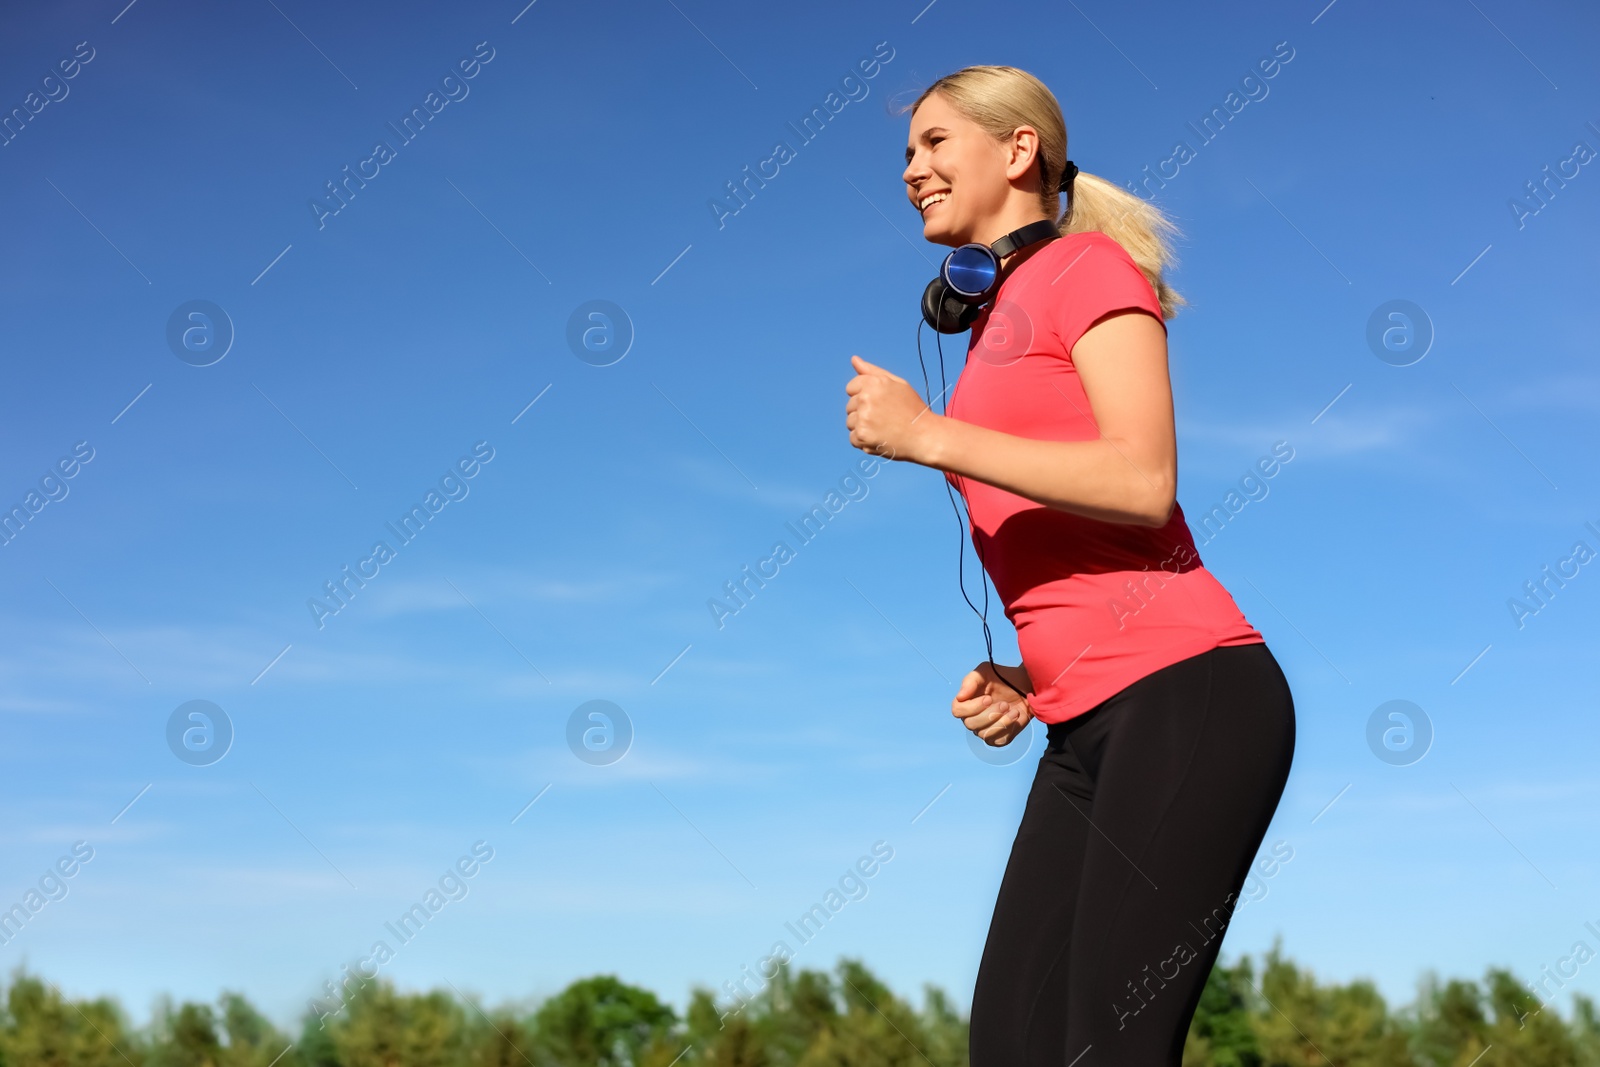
[930,136,944,147]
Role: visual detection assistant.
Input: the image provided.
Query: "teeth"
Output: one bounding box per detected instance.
[920,192,949,210]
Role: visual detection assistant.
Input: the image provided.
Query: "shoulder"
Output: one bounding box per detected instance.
[1022,231,1154,304]
[1011,231,1149,304]
[1029,232,1166,349]
[1035,230,1139,274]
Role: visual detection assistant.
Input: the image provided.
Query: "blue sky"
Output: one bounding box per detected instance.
[1,0,1598,1034]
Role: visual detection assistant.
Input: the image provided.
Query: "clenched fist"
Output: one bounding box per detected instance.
[845,354,941,465]
[953,661,1034,747]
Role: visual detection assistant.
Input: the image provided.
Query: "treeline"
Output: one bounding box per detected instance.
[6,937,1600,1067]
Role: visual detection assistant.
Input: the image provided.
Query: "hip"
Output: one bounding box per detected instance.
[1045,641,1295,759]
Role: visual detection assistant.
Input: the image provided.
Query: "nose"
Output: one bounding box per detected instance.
[903,153,928,195]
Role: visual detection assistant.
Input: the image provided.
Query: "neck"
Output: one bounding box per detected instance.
[998,238,1049,277]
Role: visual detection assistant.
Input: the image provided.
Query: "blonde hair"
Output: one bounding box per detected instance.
[897,65,1188,319]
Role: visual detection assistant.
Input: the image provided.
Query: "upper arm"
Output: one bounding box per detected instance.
[1071,308,1176,526]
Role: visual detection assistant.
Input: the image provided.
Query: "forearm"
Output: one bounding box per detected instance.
[919,414,1173,527]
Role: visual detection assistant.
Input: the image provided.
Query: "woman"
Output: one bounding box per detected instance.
[844,66,1297,1065]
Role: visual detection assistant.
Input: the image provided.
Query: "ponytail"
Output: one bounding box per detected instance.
[1060,169,1188,320]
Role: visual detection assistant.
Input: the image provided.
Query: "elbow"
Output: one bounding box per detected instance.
[1108,440,1176,527]
[1141,486,1176,528]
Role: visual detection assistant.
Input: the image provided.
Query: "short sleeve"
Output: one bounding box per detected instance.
[1044,233,1167,357]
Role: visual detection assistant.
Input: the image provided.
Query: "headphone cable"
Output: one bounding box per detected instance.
[913,309,1032,702]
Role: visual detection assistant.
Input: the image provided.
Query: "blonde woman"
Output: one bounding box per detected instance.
[844,66,1296,1065]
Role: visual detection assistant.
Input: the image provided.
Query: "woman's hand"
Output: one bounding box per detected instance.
[952,662,1035,747]
[845,355,942,465]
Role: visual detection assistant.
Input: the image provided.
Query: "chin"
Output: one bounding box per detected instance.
[920,216,962,246]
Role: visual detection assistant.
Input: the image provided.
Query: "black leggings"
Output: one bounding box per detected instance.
[969,642,1296,1067]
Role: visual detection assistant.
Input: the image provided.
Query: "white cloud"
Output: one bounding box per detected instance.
[1499,373,1600,412]
[360,568,672,619]
[668,453,883,516]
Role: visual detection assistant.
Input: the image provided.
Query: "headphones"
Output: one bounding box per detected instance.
[920,160,1078,334]
[911,159,1080,706]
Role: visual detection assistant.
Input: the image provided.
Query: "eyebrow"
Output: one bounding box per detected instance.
[905,126,950,163]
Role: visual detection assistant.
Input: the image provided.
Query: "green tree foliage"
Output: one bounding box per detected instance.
[525,975,677,1067]
[219,992,295,1067]
[2,973,142,1067]
[324,981,469,1067]
[3,948,1600,1067]
[1183,953,1261,1067]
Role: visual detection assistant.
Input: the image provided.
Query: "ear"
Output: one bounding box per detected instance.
[1004,125,1041,183]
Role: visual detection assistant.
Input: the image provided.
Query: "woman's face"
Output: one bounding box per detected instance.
[903,92,1012,247]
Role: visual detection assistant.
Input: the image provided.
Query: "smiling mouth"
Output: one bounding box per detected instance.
[919,193,950,214]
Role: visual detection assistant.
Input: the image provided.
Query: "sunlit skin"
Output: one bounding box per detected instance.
[843,89,1180,746]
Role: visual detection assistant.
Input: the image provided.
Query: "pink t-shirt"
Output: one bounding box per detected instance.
[944,230,1263,724]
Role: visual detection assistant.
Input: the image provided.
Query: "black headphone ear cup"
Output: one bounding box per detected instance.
[922,277,985,334]
[921,277,952,331]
